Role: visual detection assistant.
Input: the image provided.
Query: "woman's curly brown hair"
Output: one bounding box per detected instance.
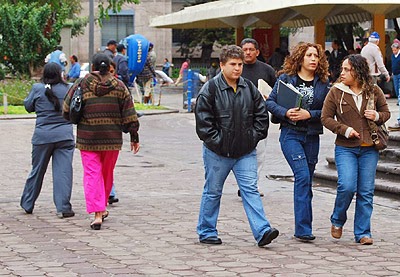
[344,54,374,95]
[278,42,329,83]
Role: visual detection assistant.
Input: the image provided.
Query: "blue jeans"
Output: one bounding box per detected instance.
[279,127,319,237]
[394,74,400,120]
[331,145,378,242]
[197,145,273,243]
[109,184,116,197]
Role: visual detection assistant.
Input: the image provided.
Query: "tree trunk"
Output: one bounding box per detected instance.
[393,18,400,40]
[200,44,213,65]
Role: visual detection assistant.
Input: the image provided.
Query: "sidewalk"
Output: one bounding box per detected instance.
[0,88,400,276]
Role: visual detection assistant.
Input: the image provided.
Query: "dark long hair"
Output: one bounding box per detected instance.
[42,63,67,112]
[92,53,111,75]
[343,54,374,94]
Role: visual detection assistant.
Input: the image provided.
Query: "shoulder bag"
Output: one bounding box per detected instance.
[366,90,388,151]
[68,78,84,124]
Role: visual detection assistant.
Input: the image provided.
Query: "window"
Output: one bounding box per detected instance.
[101,10,135,47]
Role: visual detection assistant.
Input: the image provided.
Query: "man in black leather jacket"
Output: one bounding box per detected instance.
[194,45,279,247]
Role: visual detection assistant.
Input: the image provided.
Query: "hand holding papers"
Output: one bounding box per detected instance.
[257,79,272,100]
[277,80,303,110]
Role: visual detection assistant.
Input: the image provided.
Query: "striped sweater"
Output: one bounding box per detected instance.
[63,72,139,151]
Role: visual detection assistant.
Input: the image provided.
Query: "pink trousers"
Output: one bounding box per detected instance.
[80,150,119,213]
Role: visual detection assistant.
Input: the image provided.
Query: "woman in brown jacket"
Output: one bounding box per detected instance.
[321,54,390,245]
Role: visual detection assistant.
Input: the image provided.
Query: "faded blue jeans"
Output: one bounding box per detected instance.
[279,127,319,237]
[197,145,274,243]
[331,145,379,242]
[393,74,400,121]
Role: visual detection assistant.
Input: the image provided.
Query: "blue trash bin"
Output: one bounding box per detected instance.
[183,69,201,111]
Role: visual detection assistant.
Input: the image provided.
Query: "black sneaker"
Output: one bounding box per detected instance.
[258,228,279,247]
[56,211,75,218]
[294,235,316,242]
[108,196,119,204]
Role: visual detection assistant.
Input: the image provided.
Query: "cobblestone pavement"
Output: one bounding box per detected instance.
[0,93,400,276]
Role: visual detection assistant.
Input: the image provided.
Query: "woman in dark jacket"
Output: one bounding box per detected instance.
[266,42,330,242]
[21,63,75,218]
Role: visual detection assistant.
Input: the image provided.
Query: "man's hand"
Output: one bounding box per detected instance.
[131,142,140,154]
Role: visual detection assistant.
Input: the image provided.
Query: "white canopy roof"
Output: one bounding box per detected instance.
[150,0,400,29]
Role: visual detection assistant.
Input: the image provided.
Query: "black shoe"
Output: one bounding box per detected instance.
[57,211,75,218]
[200,237,222,245]
[108,196,119,204]
[294,235,316,242]
[90,222,102,230]
[258,228,279,247]
[23,208,32,214]
[237,189,241,197]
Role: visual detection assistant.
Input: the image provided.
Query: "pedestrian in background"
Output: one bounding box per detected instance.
[174,58,190,86]
[329,40,348,83]
[66,55,81,82]
[321,54,390,245]
[265,42,330,242]
[45,45,68,73]
[238,37,277,198]
[113,44,129,86]
[21,63,75,218]
[162,58,171,76]
[389,42,400,131]
[361,32,390,84]
[104,39,117,61]
[195,45,279,247]
[136,53,156,104]
[63,53,140,230]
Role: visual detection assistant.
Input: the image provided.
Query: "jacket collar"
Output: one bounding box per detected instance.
[217,72,247,91]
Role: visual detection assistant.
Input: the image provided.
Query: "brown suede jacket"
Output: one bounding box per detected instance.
[321,83,390,147]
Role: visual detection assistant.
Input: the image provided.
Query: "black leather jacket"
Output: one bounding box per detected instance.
[195,73,268,158]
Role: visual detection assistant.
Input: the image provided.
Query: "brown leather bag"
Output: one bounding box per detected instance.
[366,90,388,151]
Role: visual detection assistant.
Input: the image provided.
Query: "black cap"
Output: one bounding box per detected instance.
[116,44,126,52]
[107,39,117,46]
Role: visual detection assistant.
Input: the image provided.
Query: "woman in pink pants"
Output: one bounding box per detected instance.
[63,53,140,230]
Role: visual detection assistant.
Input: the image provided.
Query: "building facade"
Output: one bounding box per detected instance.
[63,0,173,69]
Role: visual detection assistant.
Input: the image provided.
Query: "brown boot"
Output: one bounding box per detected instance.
[331,225,342,239]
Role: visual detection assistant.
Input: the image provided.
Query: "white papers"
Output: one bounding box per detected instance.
[257,79,272,100]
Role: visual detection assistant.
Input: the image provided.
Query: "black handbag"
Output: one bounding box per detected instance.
[69,82,84,124]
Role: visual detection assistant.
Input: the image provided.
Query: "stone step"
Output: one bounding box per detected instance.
[388,133,400,147]
[325,156,400,182]
[314,164,400,196]
[380,147,400,162]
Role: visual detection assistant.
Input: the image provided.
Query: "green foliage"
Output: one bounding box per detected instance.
[0,105,29,115]
[171,68,180,79]
[0,3,56,76]
[0,79,36,106]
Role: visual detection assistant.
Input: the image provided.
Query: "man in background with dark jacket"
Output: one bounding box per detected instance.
[194,45,279,247]
[113,44,129,86]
